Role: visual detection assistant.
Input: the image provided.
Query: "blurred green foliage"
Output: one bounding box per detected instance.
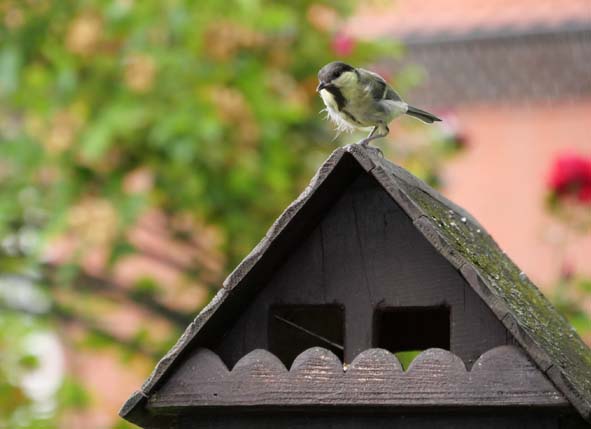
[0,0,400,267]
[0,313,61,429]
[552,276,591,342]
[0,0,462,427]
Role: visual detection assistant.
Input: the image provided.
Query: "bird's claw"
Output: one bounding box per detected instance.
[356,139,384,158]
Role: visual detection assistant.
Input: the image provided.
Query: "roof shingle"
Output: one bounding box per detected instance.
[350,0,591,41]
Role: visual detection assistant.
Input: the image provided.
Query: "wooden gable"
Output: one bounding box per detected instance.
[209,171,509,368]
[120,145,591,428]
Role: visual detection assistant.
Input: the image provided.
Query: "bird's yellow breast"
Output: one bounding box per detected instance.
[318,89,356,133]
[319,89,338,111]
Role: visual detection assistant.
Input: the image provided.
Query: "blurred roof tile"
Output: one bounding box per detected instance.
[350,0,591,41]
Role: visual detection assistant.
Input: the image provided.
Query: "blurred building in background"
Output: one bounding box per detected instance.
[351,0,591,287]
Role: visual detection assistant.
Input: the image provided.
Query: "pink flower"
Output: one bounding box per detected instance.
[560,260,575,282]
[547,153,591,204]
[579,185,591,203]
[438,110,469,150]
[331,33,355,57]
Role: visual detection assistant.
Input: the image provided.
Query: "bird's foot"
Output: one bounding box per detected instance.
[357,138,370,147]
[356,140,384,158]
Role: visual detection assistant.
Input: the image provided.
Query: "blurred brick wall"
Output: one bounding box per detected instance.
[443,101,591,288]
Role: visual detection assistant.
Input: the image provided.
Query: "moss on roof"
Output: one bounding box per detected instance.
[388,161,591,419]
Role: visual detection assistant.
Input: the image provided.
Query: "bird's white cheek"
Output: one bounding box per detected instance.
[319,89,338,111]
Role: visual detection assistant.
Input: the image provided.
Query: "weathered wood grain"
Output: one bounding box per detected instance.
[211,172,509,370]
[121,147,352,414]
[233,348,287,376]
[178,412,581,429]
[348,348,403,373]
[370,165,424,221]
[149,346,567,409]
[413,216,467,270]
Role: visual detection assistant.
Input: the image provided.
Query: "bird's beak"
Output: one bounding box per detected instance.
[316,82,327,92]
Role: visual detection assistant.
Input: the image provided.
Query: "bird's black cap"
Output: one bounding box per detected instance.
[318,61,355,84]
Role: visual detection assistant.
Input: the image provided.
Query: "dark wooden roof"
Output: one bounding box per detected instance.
[120,144,591,424]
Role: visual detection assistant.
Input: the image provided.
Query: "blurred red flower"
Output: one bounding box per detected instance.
[331,33,355,57]
[437,110,469,152]
[547,153,591,204]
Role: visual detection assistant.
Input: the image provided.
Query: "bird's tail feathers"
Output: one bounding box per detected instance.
[406,105,441,124]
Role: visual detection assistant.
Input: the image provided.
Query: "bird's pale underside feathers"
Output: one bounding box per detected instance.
[321,67,408,138]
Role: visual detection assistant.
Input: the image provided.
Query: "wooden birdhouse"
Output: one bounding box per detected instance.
[120,145,591,428]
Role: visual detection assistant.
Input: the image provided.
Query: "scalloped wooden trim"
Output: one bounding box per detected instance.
[148,346,567,409]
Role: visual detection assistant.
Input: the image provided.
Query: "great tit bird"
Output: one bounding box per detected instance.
[317,61,441,147]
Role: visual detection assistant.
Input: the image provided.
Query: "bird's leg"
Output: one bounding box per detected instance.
[358,125,388,158]
[359,126,378,147]
[359,125,388,146]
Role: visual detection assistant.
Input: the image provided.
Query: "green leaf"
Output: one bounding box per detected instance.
[131,277,160,300]
[108,240,136,266]
[395,350,422,370]
[0,46,22,96]
[58,377,92,410]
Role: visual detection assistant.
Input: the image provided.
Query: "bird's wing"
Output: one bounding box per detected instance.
[359,68,403,102]
[383,86,403,102]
